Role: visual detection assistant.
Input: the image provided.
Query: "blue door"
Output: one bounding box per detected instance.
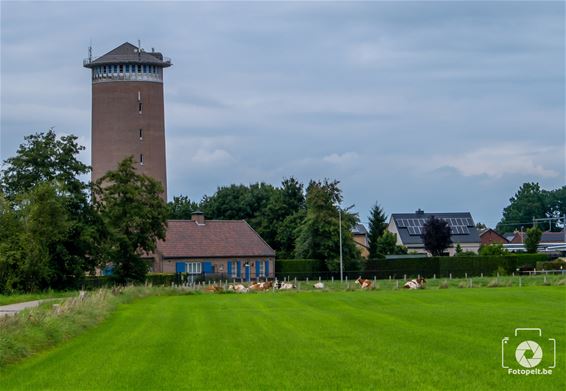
[203,261,213,274]
[227,261,232,277]
[245,264,250,282]
[255,260,260,279]
[176,262,186,273]
[265,260,269,277]
[237,261,241,278]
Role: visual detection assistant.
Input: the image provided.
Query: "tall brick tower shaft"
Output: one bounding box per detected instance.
[84,42,171,199]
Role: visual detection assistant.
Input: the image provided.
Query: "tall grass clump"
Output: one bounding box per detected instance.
[0,285,188,368]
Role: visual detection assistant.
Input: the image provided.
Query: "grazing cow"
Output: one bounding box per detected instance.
[279,282,296,290]
[403,277,426,289]
[229,284,248,293]
[355,277,372,289]
[313,282,325,289]
[249,281,272,291]
[205,285,223,292]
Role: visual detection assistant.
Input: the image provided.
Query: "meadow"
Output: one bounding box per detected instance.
[1,286,564,390]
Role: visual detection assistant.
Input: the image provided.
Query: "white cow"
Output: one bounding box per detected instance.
[313,282,325,289]
[403,277,426,290]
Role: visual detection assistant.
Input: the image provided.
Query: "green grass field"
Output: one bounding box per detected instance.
[1,287,564,390]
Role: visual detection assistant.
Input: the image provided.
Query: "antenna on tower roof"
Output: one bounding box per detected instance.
[137,39,141,59]
[88,39,93,63]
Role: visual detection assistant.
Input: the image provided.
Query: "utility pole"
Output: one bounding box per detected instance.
[337,203,355,282]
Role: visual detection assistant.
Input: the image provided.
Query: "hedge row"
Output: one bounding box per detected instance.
[366,254,550,278]
[275,259,325,275]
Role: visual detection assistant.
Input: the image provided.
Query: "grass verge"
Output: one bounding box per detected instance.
[0,285,193,367]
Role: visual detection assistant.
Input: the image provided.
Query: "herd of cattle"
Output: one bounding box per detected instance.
[205,277,427,293]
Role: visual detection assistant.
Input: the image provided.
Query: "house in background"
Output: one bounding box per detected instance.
[479,228,509,245]
[387,209,480,256]
[351,223,370,258]
[507,229,566,252]
[146,212,275,281]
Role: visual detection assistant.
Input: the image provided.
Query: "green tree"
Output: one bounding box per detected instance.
[167,195,200,219]
[422,216,452,256]
[546,186,566,229]
[94,157,168,283]
[294,180,360,268]
[368,203,388,259]
[258,177,305,253]
[0,129,89,200]
[455,243,463,255]
[479,244,509,256]
[0,130,102,290]
[0,183,71,292]
[524,227,543,253]
[497,183,548,232]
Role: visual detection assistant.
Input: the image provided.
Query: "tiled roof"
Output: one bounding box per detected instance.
[352,223,368,235]
[390,211,480,245]
[541,230,566,243]
[509,230,565,244]
[85,42,170,67]
[156,219,275,258]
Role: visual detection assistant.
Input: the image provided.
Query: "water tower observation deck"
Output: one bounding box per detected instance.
[83,42,171,83]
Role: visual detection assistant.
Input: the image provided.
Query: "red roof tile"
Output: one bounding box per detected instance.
[156,220,275,258]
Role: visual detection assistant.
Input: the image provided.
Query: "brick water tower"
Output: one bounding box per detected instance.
[83,42,171,199]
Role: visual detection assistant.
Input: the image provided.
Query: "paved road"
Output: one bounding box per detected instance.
[0,300,50,317]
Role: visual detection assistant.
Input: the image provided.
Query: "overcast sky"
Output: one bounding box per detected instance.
[1,1,564,228]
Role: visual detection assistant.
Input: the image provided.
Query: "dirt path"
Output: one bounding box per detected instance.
[0,299,54,317]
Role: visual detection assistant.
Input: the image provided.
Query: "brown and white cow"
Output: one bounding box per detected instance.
[403,277,426,289]
[355,277,372,289]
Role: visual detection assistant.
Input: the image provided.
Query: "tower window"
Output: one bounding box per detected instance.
[138,102,143,114]
[119,64,123,73]
[137,65,142,73]
[139,128,143,140]
[140,154,144,165]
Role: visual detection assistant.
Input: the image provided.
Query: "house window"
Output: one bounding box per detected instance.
[187,262,202,275]
[231,261,237,278]
[139,128,143,140]
[259,261,265,277]
[137,64,142,73]
[139,154,144,165]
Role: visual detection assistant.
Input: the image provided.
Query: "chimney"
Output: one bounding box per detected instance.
[192,211,205,225]
[416,209,424,215]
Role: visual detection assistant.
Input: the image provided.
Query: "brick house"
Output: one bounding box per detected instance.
[479,229,510,245]
[147,212,275,281]
[351,223,370,258]
[387,209,480,256]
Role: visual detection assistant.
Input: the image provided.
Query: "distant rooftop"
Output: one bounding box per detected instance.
[84,42,171,68]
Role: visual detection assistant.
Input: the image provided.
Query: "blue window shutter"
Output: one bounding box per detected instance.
[256,260,260,277]
[203,262,212,273]
[265,260,269,276]
[227,261,232,275]
[237,261,241,277]
[176,262,186,273]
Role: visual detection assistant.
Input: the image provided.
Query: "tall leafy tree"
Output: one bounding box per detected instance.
[368,203,388,259]
[167,195,200,219]
[0,130,102,290]
[0,129,89,199]
[94,157,168,283]
[497,183,548,232]
[294,180,359,268]
[258,177,305,254]
[524,227,543,253]
[422,216,452,256]
[375,231,407,256]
